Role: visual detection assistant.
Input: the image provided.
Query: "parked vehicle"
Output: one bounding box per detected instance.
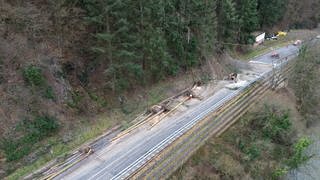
[265,33,278,40]
[277,31,287,37]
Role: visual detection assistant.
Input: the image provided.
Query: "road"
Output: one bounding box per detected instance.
[55,45,299,180]
[249,45,298,65]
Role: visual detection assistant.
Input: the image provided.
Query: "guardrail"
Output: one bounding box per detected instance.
[31,39,318,180]
[111,51,299,179]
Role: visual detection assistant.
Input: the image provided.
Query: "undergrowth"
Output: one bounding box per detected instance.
[23,66,45,86]
[0,115,59,162]
[22,65,55,100]
[170,103,312,180]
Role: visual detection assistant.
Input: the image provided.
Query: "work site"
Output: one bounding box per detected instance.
[0,0,320,179]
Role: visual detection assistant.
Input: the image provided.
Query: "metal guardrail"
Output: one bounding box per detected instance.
[139,75,276,179]
[108,51,300,179]
[32,38,318,180]
[132,68,293,179]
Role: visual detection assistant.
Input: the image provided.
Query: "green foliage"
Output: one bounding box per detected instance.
[257,0,287,28]
[238,0,259,44]
[233,104,293,176]
[72,0,290,90]
[0,138,31,162]
[29,116,59,137]
[217,0,238,44]
[79,0,217,92]
[88,92,107,107]
[23,65,44,86]
[22,65,56,100]
[272,167,289,179]
[250,104,292,143]
[271,137,313,178]
[0,116,59,161]
[287,137,312,169]
[262,109,291,141]
[44,86,55,100]
[244,144,261,161]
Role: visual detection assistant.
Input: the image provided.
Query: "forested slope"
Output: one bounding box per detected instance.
[0,0,319,178]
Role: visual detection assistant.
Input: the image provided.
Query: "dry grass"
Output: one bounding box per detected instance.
[5,70,199,179]
[1,1,319,178]
[170,89,305,179]
[0,1,196,178]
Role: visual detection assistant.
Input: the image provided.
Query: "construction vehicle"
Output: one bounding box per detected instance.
[277,31,287,37]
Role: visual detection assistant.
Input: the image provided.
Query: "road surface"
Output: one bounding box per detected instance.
[55,45,299,180]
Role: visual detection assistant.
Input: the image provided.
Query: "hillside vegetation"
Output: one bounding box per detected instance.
[0,0,319,178]
[170,38,320,179]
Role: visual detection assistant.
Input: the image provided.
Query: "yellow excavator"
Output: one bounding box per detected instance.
[277,31,287,37]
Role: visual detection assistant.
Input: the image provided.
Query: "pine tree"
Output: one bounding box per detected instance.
[80,0,218,91]
[217,0,238,44]
[257,0,286,28]
[238,0,259,44]
[87,0,143,91]
[189,0,217,58]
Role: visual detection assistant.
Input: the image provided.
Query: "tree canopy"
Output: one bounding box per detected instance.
[71,0,290,91]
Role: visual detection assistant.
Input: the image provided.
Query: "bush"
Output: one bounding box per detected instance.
[88,92,107,107]
[272,167,289,179]
[272,137,313,179]
[44,86,55,100]
[0,138,32,162]
[29,116,59,137]
[262,110,291,141]
[245,144,261,161]
[250,105,292,143]
[0,115,59,161]
[23,65,44,86]
[287,137,312,169]
[23,65,56,100]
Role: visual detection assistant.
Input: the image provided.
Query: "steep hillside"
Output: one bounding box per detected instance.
[0,0,319,178]
[282,0,320,29]
[0,1,224,177]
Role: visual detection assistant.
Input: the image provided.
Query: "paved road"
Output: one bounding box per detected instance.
[249,45,299,65]
[55,45,299,180]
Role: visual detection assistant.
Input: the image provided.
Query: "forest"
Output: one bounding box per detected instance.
[71,0,317,91]
[0,0,319,178]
